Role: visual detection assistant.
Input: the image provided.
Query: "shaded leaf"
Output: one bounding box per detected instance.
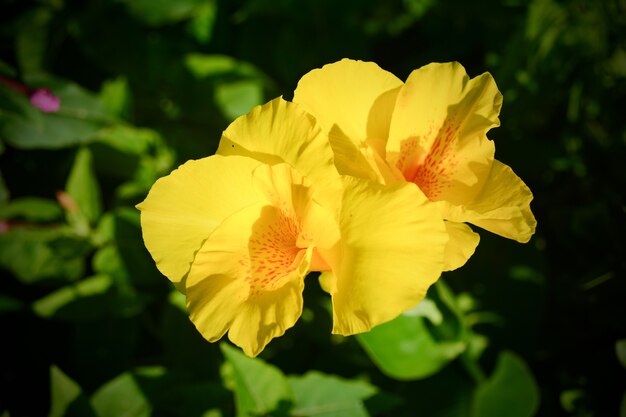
[0,197,62,222]
[220,343,293,417]
[120,0,210,26]
[91,372,151,417]
[16,8,52,77]
[49,365,95,417]
[66,147,102,225]
[32,274,142,321]
[0,78,110,149]
[0,227,89,283]
[289,371,377,417]
[356,281,467,380]
[471,351,539,417]
[99,77,131,118]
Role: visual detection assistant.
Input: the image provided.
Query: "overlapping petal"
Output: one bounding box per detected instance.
[292,59,536,259]
[443,221,480,271]
[322,177,448,335]
[137,155,262,284]
[387,62,500,205]
[217,97,340,206]
[184,162,339,356]
[294,59,402,145]
[444,160,536,243]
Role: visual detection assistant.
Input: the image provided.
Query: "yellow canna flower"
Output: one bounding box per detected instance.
[293,59,537,271]
[138,98,448,356]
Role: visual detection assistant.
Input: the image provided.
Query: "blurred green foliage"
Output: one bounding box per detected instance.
[0,0,625,416]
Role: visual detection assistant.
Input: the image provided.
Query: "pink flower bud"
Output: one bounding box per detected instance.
[30,89,61,113]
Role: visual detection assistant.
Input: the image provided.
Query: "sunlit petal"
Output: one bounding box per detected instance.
[294,58,403,145]
[217,97,339,206]
[137,155,262,284]
[185,163,339,356]
[445,160,536,243]
[387,62,501,205]
[443,221,480,271]
[326,178,447,335]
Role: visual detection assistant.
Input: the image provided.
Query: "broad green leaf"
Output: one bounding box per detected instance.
[91,372,151,417]
[471,351,539,417]
[66,147,102,225]
[357,281,467,380]
[0,227,89,283]
[49,365,95,417]
[92,367,229,417]
[93,125,156,155]
[33,275,111,317]
[0,78,110,149]
[214,80,264,121]
[32,274,142,321]
[0,197,62,222]
[220,343,293,416]
[288,371,377,417]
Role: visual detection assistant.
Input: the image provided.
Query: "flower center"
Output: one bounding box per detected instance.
[245,207,312,296]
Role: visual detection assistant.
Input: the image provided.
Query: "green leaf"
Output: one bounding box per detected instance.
[288,371,377,417]
[93,125,157,155]
[33,275,111,317]
[186,1,217,43]
[357,282,467,380]
[49,365,95,417]
[471,352,540,417]
[0,227,89,283]
[99,77,131,118]
[0,78,110,149]
[66,147,102,225]
[220,343,293,416]
[32,274,142,321]
[185,54,260,79]
[91,372,151,417]
[214,80,263,121]
[0,197,62,222]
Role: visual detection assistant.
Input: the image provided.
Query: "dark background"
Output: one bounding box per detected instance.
[1,0,625,416]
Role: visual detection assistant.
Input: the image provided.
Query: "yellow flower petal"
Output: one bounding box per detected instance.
[326,125,402,184]
[186,201,314,357]
[185,163,339,356]
[137,155,262,284]
[387,62,501,205]
[217,97,339,206]
[294,58,403,144]
[326,178,447,335]
[443,221,480,271]
[445,160,536,243]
